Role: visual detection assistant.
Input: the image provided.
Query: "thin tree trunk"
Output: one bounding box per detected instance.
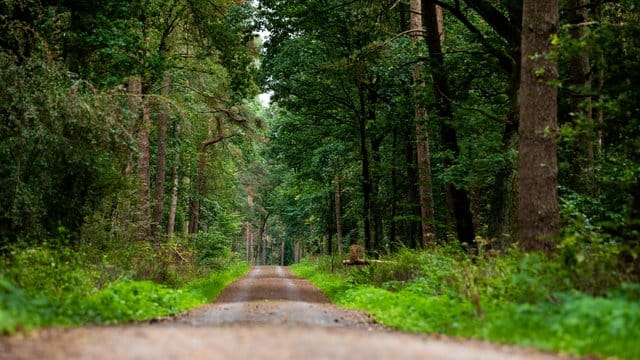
[488,55,520,246]
[411,0,436,248]
[246,193,253,264]
[518,0,561,253]
[389,131,398,249]
[257,212,270,265]
[568,0,595,195]
[358,86,372,255]
[592,3,604,160]
[406,138,421,248]
[137,91,152,241]
[120,76,142,230]
[423,1,475,246]
[262,222,268,265]
[280,240,285,266]
[152,70,171,240]
[334,174,343,256]
[167,149,179,239]
[326,192,334,255]
[246,221,253,264]
[188,117,224,233]
[188,151,205,234]
[370,135,383,253]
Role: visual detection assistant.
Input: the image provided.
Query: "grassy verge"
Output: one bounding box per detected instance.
[1,257,249,333]
[291,249,640,359]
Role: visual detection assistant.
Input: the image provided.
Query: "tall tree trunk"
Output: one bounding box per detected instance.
[488,55,520,247]
[518,0,561,253]
[280,240,285,266]
[423,1,475,246]
[246,221,253,264]
[152,70,171,240]
[262,222,268,265]
[370,135,383,253]
[167,149,179,239]
[326,192,334,255]
[188,117,224,233]
[357,86,373,254]
[485,2,522,247]
[246,193,254,264]
[334,174,343,256]
[257,212,270,265]
[137,86,152,241]
[593,5,604,160]
[406,137,421,248]
[188,152,204,234]
[568,0,595,195]
[411,0,436,248]
[120,76,143,231]
[389,131,398,249]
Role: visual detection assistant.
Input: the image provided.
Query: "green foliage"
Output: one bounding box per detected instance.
[0,53,131,246]
[483,291,640,359]
[192,231,236,270]
[79,261,248,324]
[0,275,35,333]
[0,244,249,333]
[292,249,640,359]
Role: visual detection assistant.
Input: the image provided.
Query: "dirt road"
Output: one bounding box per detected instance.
[0,266,568,359]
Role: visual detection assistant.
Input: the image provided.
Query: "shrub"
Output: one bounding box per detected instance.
[292,250,640,359]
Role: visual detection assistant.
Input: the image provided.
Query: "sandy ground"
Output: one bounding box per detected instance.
[0,266,571,359]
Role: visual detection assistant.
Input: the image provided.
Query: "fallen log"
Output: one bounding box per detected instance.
[342,259,368,266]
[342,259,393,266]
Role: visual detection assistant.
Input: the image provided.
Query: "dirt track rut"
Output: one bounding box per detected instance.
[176,266,372,328]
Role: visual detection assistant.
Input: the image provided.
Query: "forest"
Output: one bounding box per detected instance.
[1,0,639,358]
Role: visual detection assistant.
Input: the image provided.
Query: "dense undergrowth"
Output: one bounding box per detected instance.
[291,247,640,359]
[0,239,249,334]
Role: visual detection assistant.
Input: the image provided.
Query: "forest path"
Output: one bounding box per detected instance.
[0,266,569,359]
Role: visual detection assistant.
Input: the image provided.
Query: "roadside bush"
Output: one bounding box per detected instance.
[192,231,236,270]
[0,233,249,334]
[0,252,248,334]
[292,249,640,359]
[2,245,97,302]
[0,276,38,333]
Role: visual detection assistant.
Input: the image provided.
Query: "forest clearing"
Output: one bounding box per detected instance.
[1,0,639,359]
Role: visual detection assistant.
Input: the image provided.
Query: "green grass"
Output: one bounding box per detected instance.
[0,262,249,333]
[291,252,640,360]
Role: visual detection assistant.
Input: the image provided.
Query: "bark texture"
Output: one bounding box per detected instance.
[357,86,373,254]
[334,175,343,256]
[188,117,225,234]
[167,152,179,239]
[246,194,253,264]
[411,0,436,248]
[518,0,561,253]
[130,75,152,241]
[488,53,520,247]
[423,1,475,245]
[138,99,152,238]
[152,70,171,240]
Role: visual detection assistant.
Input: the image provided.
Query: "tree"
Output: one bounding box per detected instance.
[567,0,595,195]
[334,174,343,256]
[411,0,436,248]
[423,1,476,246]
[517,0,561,253]
[152,71,171,240]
